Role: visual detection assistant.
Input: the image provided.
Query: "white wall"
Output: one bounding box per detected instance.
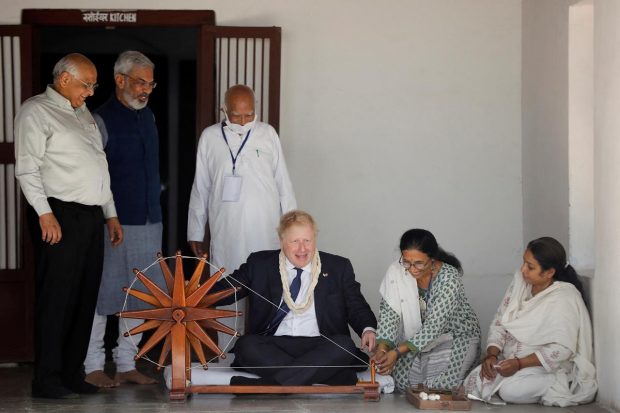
[522,0,570,246]
[523,0,620,409]
[594,1,620,409]
[1,0,522,347]
[568,0,595,272]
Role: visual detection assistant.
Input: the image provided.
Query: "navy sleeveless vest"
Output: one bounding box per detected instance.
[95,95,162,225]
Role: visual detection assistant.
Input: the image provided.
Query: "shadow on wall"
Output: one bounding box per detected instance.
[462,274,513,349]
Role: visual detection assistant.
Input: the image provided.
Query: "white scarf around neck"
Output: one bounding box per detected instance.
[278,249,321,314]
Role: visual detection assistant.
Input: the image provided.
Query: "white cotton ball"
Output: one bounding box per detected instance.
[419,391,428,400]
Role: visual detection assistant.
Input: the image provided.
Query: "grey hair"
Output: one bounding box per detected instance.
[113,50,154,77]
[52,55,80,80]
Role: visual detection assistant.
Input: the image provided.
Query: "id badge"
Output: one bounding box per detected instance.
[222,174,242,202]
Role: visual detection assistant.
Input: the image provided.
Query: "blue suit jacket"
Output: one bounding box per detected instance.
[216,250,377,338]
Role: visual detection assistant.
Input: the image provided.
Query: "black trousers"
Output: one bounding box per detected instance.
[31,198,104,389]
[232,334,360,385]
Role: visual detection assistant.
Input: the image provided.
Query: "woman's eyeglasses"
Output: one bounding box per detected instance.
[399,256,430,271]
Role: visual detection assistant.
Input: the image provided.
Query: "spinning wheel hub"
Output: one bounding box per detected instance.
[172,309,185,322]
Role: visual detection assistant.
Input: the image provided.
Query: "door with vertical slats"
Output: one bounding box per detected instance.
[0,25,33,362]
[199,26,281,133]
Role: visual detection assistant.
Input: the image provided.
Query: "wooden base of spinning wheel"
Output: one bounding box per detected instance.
[119,251,380,402]
[187,382,380,401]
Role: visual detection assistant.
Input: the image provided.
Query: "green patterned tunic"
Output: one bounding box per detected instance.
[377,263,481,391]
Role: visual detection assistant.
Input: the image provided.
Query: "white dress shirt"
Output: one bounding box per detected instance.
[275,259,320,337]
[14,86,116,218]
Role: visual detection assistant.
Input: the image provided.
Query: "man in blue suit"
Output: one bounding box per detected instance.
[217,210,377,386]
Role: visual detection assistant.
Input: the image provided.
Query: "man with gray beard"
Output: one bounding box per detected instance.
[84,51,163,388]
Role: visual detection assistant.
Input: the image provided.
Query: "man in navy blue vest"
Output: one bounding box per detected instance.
[84,51,163,388]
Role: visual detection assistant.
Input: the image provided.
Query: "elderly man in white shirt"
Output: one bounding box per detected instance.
[14,53,123,399]
[187,84,296,345]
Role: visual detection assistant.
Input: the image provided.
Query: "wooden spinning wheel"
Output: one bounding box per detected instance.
[118,251,380,401]
[117,251,240,400]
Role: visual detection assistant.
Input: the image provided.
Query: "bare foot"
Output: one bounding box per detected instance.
[115,369,157,385]
[85,370,118,388]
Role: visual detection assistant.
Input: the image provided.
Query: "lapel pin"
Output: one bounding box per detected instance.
[322,272,329,277]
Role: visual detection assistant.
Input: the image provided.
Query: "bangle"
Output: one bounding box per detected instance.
[515,357,521,370]
[393,347,403,359]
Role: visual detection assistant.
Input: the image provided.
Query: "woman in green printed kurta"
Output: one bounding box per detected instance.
[371,229,481,391]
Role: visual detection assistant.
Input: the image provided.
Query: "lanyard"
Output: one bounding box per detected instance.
[221,122,252,175]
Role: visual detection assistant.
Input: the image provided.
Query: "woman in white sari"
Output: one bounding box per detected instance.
[465,237,597,407]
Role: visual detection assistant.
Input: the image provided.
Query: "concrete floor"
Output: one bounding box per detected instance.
[0,363,614,413]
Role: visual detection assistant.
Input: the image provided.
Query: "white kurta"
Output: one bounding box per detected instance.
[187,121,297,274]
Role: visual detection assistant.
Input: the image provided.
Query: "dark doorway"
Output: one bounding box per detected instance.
[38,26,199,256]
[1,10,282,362]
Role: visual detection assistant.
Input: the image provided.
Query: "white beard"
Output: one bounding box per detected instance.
[124,89,148,110]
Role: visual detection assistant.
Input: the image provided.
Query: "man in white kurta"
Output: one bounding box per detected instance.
[187,85,296,347]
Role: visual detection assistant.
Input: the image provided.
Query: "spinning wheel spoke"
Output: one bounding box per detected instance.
[184,307,240,322]
[198,287,239,307]
[172,253,186,307]
[124,319,162,336]
[186,258,207,294]
[198,319,238,336]
[118,307,173,321]
[186,321,222,356]
[185,268,225,307]
[135,320,173,359]
[157,335,172,369]
[157,252,175,294]
[186,333,209,367]
[133,269,172,307]
[122,286,162,308]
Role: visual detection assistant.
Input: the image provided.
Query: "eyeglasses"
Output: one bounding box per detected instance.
[73,76,99,91]
[399,256,431,271]
[122,73,157,89]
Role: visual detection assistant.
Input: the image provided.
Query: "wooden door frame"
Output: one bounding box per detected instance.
[22,9,216,137]
[0,24,34,362]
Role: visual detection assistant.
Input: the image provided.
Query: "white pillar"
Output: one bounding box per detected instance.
[593,0,620,409]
